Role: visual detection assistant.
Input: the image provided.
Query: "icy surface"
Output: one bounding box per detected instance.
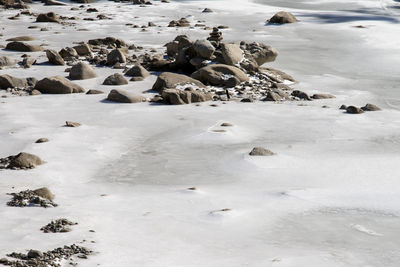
[0,0,400,266]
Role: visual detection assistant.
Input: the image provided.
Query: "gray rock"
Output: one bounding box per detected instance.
[35,76,85,94]
[33,187,54,200]
[292,90,311,101]
[312,93,335,99]
[22,57,37,68]
[65,121,81,127]
[346,106,364,114]
[9,152,44,169]
[59,47,78,59]
[27,250,43,259]
[72,44,92,56]
[152,72,205,93]
[243,42,278,66]
[191,64,249,87]
[6,41,43,52]
[69,62,97,80]
[125,65,150,81]
[46,49,65,65]
[269,11,298,24]
[6,36,36,42]
[86,89,104,94]
[193,39,215,59]
[36,12,60,23]
[221,43,243,65]
[249,147,275,156]
[103,73,128,85]
[0,56,17,67]
[162,88,212,105]
[35,138,49,143]
[0,74,33,89]
[106,89,145,103]
[107,49,126,66]
[361,103,381,111]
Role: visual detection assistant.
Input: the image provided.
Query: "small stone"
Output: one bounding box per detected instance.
[361,103,381,111]
[35,138,49,143]
[27,250,43,259]
[249,147,275,156]
[346,106,364,114]
[86,89,104,95]
[65,121,81,127]
[221,123,233,127]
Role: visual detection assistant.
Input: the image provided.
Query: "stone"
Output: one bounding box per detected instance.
[6,36,36,42]
[161,88,212,105]
[191,64,249,87]
[88,37,127,48]
[125,65,150,81]
[86,89,104,94]
[65,121,81,127]
[22,57,37,68]
[243,42,278,66]
[103,73,128,85]
[312,93,335,99]
[27,250,43,259]
[69,62,97,80]
[36,12,60,23]
[152,72,206,93]
[0,74,32,89]
[221,43,243,65]
[73,44,92,56]
[339,104,347,110]
[106,89,145,103]
[361,103,381,111]
[9,152,44,169]
[249,147,275,156]
[59,47,78,59]
[259,67,296,82]
[221,123,233,127]
[46,49,65,65]
[292,90,311,100]
[35,76,85,94]
[0,56,17,67]
[346,106,364,114]
[193,39,215,59]
[202,8,213,13]
[44,0,67,5]
[269,11,298,24]
[33,187,54,200]
[107,49,126,66]
[6,41,43,52]
[35,138,49,143]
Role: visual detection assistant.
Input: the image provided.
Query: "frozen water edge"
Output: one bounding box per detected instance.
[1,0,400,266]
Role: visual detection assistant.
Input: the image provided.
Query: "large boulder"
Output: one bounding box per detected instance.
[106,89,145,103]
[102,73,128,85]
[125,65,150,81]
[0,56,17,67]
[221,43,243,65]
[193,39,215,59]
[72,44,91,56]
[46,49,65,65]
[5,41,43,52]
[36,12,60,23]
[35,76,85,94]
[33,187,54,200]
[69,62,97,80]
[0,74,35,89]
[242,42,278,66]
[162,88,212,105]
[152,72,205,93]
[59,47,78,59]
[8,152,44,169]
[268,11,298,24]
[191,64,249,87]
[107,49,126,66]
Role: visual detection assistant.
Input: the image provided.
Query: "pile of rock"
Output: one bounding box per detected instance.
[41,219,78,233]
[6,187,57,208]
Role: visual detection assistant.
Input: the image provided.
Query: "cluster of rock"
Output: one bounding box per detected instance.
[342,103,381,114]
[41,219,78,233]
[0,244,92,266]
[6,187,57,208]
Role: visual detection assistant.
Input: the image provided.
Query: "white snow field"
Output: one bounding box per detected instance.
[0,0,400,266]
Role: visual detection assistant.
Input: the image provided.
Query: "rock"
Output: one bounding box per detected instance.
[202,8,213,13]
[59,47,78,59]
[264,91,288,101]
[86,89,103,94]
[35,76,85,94]
[69,62,97,80]
[88,37,127,47]
[6,41,43,52]
[65,121,81,127]
[35,138,49,143]
[243,42,278,66]
[312,93,335,99]
[27,250,43,259]
[103,73,128,85]
[6,36,36,42]
[36,12,60,23]
[9,152,44,169]
[46,49,65,65]
[346,106,364,114]
[107,49,126,66]
[207,27,223,43]
[162,88,212,105]
[339,104,347,110]
[22,57,37,68]
[269,11,298,24]
[221,122,233,127]
[125,65,150,81]
[152,72,205,93]
[361,103,381,111]
[221,43,243,65]
[30,89,42,95]
[72,44,91,56]
[44,0,67,5]
[193,39,215,59]
[191,64,249,87]
[33,187,54,200]
[249,147,275,156]
[292,90,311,100]
[0,56,17,67]
[0,74,33,89]
[259,67,295,82]
[106,89,145,103]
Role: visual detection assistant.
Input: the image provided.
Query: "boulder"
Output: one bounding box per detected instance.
[22,57,37,68]
[361,103,381,111]
[59,47,78,59]
[35,76,85,94]
[72,44,91,56]
[193,39,215,59]
[6,36,35,42]
[125,65,150,81]
[221,43,243,65]
[6,41,43,52]
[106,89,145,103]
[103,73,128,85]
[162,88,212,105]
[0,56,17,67]
[86,89,104,94]
[69,62,97,80]
[65,121,81,127]
[152,72,205,93]
[107,49,126,66]
[88,37,127,47]
[312,93,335,99]
[35,138,49,143]
[249,147,275,156]
[346,106,364,114]
[191,64,249,87]
[32,187,54,200]
[36,12,60,23]
[9,152,44,169]
[268,11,298,24]
[0,74,34,89]
[242,42,278,66]
[46,49,65,65]
[292,90,311,101]
[259,67,296,83]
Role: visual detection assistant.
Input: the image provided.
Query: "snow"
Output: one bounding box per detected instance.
[1,0,400,266]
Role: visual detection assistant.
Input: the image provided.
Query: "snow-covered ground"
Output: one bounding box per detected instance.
[1,0,400,266]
